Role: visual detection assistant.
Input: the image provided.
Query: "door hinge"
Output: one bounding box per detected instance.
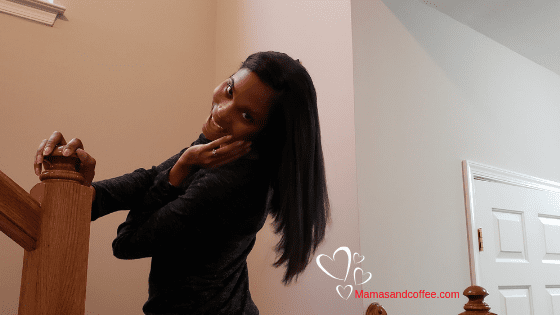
[478,228,483,251]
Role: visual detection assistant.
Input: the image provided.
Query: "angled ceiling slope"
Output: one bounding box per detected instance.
[420,0,560,77]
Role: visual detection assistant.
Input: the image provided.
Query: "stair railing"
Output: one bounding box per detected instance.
[0,146,93,315]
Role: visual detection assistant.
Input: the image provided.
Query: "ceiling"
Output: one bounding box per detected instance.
[419,0,560,77]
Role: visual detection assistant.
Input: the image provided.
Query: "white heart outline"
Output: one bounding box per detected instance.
[353,267,372,285]
[316,246,351,281]
[353,252,365,264]
[336,285,353,300]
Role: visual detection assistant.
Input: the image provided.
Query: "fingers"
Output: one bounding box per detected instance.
[62,138,84,157]
[210,142,251,168]
[34,139,48,176]
[76,148,96,165]
[212,147,251,168]
[178,136,251,171]
[76,148,96,185]
[207,135,233,149]
[212,139,250,156]
[43,131,66,156]
[34,131,85,176]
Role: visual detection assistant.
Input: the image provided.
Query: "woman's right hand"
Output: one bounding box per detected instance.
[34,131,96,186]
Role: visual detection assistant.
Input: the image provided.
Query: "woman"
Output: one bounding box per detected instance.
[34,51,330,315]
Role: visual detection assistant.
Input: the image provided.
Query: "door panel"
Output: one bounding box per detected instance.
[473,179,560,315]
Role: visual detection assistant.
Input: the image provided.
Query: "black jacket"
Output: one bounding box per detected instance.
[91,133,270,314]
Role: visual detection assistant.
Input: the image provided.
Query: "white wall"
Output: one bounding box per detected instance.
[352,0,560,314]
[215,1,363,314]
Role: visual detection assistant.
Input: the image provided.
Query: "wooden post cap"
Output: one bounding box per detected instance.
[365,302,387,315]
[39,146,86,185]
[459,285,497,315]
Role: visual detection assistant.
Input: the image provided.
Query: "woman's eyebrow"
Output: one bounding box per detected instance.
[228,75,262,116]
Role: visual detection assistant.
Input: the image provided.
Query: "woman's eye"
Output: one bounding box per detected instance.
[242,113,253,121]
[226,83,233,96]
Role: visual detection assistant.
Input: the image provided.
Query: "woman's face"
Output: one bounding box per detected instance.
[202,68,276,141]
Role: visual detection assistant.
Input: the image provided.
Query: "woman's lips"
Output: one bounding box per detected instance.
[210,104,224,130]
[211,115,224,129]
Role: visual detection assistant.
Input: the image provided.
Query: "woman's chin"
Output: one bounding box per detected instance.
[202,125,222,141]
[201,128,214,140]
[203,119,233,141]
[201,122,212,139]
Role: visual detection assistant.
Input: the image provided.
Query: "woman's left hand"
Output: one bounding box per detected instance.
[168,135,252,186]
[183,135,252,169]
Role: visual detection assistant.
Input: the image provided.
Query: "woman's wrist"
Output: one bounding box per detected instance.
[168,161,193,187]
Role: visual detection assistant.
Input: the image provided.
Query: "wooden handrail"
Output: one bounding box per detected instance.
[364,285,497,314]
[0,170,41,251]
[0,146,93,315]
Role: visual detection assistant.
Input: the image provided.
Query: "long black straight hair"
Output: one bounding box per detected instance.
[240,51,331,285]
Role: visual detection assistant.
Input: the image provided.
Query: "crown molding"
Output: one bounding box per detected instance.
[0,0,66,26]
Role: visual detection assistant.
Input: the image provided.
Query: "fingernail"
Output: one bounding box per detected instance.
[63,149,70,156]
[43,147,50,155]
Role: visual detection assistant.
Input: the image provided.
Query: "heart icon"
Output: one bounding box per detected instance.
[353,252,364,264]
[316,247,351,281]
[336,285,353,300]
[353,267,372,285]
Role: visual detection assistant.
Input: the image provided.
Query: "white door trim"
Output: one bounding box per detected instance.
[461,160,560,285]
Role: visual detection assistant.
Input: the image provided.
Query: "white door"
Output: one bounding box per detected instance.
[472,178,560,315]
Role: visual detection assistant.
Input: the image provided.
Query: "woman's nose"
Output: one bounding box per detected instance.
[216,103,231,122]
[217,104,226,115]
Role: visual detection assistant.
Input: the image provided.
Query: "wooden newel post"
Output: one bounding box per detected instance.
[19,146,94,315]
[459,285,497,315]
[365,302,387,315]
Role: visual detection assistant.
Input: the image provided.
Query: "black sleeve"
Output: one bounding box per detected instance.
[111,162,261,260]
[90,148,187,221]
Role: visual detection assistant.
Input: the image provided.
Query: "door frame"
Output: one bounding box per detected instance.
[461,160,560,285]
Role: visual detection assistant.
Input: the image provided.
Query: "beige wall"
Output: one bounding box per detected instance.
[214,0,362,314]
[0,1,217,314]
[0,0,362,314]
[353,0,560,313]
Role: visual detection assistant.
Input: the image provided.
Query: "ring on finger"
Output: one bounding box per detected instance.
[212,149,217,156]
